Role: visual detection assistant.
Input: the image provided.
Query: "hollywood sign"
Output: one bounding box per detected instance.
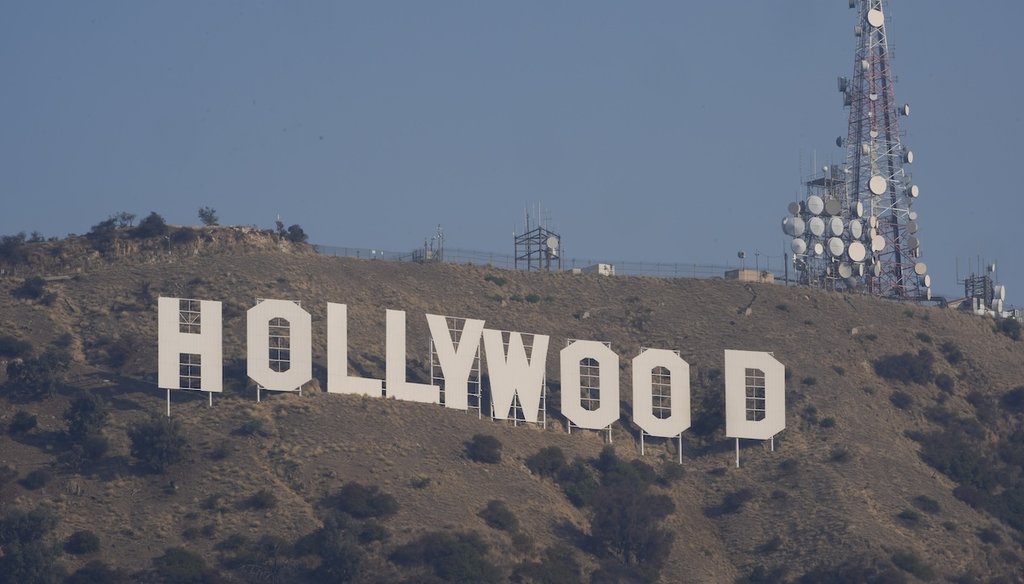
[157,298,785,443]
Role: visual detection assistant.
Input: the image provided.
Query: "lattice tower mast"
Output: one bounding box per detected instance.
[842,0,927,298]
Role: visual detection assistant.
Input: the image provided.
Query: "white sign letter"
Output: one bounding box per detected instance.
[482,330,549,422]
[327,303,383,396]
[426,314,485,410]
[158,297,223,392]
[725,350,785,440]
[632,349,691,437]
[386,309,439,404]
[560,341,619,430]
[246,299,312,392]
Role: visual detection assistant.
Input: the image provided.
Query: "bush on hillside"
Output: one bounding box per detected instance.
[890,391,915,410]
[478,500,518,532]
[874,350,934,384]
[0,506,62,583]
[0,335,32,359]
[5,350,70,400]
[12,277,47,301]
[465,434,502,464]
[132,212,168,239]
[526,446,567,478]
[128,415,187,473]
[996,318,1021,341]
[64,393,108,442]
[64,530,100,555]
[1001,386,1024,413]
[8,411,37,435]
[323,482,398,520]
[390,531,502,584]
[66,560,131,584]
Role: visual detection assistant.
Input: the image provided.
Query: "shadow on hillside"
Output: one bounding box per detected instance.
[551,518,591,552]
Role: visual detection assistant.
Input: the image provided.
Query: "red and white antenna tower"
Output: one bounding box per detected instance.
[783,0,930,299]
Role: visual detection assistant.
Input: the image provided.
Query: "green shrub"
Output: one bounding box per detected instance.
[935,373,955,393]
[1001,386,1024,413]
[874,350,935,384]
[8,411,37,435]
[64,392,108,441]
[65,530,100,554]
[524,293,542,303]
[915,332,933,344]
[389,531,501,584]
[325,482,398,519]
[819,417,836,428]
[896,509,921,526]
[235,418,267,437]
[801,376,817,386]
[465,434,502,464]
[244,489,278,510]
[478,500,518,532]
[526,446,567,478]
[12,277,47,300]
[0,506,62,583]
[829,448,851,463]
[710,488,754,516]
[19,468,51,490]
[939,341,963,365]
[912,495,941,514]
[132,212,168,239]
[358,520,390,544]
[0,335,32,358]
[557,458,599,508]
[483,275,507,286]
[890,391,914,410]
[5,350,70,400]
[127,415,187,473]
[152,547,218,583]
[977,527,1002,545]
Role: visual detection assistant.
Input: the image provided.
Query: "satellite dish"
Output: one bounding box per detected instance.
[856,264,865,277]
[868,228,877,239]
[791,238,807,255]
[787,201,801,216]
[926,287,932,301]
[995,299,1004,313]
[871,235,886,252]
[828,237,845,257]
[873,263,882,277]
[868,215,879,228]
[808,217,826,236]
[996,285,1006,301]
[869,130,879,139]
[907,236,920,250]
[737,251,746,259]
[848,241,867,262]
[852,201,864,218]
[838,263,853,278]
[904,150,914,164]
[829,217,845,236]
[862,59,870,71]
[867,8,885,27]
[782,216,805,237]
[836,136,844,148]
[813,242,825,256]
[849,220,863,240]
[914,262,928,276]
[854,25,863,37]
[901,103,911,116]
[909,211,918,220]
[824,199,841,216]
[907,184,920,198]
[849,0,855,9]
[546,235,559,255]
[907,221,918,234]
[807,195,825,215]
[869,93,878,102]
[837,77,848,93]
[921,274,932,288]
[861,143,870,156]
[869,175,887,195]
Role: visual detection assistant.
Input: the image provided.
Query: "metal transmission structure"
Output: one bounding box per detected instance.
[783,0,930,299]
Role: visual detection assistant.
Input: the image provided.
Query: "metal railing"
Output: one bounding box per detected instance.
[313,244,784,281]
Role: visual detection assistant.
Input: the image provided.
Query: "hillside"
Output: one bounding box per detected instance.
[1,228,1023,583]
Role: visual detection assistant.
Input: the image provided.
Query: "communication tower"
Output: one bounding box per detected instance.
[783,0,929,299]
[514,206,561,272]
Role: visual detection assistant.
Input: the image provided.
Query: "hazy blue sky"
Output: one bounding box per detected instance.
[2,1,1021,301]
